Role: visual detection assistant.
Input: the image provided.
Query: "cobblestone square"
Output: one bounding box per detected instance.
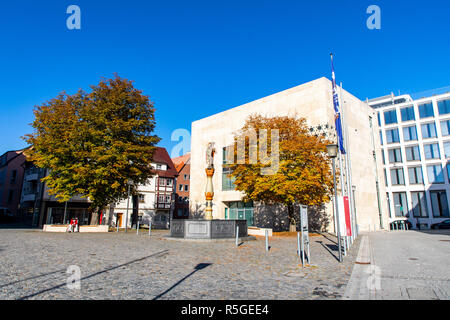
[0,229,358,300]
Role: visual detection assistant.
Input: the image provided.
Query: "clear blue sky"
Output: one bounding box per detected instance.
[1,0,449,156]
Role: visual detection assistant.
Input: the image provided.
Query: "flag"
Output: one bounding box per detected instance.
[330,53,346,154]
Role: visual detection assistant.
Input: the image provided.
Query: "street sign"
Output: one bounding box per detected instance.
[299,205,310,266]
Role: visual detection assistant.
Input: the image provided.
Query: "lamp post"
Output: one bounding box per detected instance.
[326,144,343,263]
[125,179,132,233]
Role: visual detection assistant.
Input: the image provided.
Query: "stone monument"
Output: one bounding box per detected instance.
[169,142,251,241]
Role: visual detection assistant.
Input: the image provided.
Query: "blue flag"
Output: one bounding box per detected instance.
[330,54,346,154]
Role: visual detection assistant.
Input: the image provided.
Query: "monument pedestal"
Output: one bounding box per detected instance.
[170,219,248,239]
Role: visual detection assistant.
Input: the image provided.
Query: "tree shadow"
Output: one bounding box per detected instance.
[152,263,212,300]
[189,203,205,219]
[0,269,66,289]
[17,250,169,300]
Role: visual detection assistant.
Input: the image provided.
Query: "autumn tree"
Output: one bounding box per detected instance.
[24,75,160,224]
[227,115,334,231]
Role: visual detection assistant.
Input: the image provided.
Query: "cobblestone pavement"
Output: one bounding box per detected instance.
[0,229,359,300]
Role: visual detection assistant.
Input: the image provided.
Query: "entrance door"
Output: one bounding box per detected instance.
[117,213,123,227]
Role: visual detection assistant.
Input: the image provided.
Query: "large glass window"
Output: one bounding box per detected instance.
[405,145,421,161]
[403,125,417,141]
[222,147,236,191]
[411,191,428,217]
[388,148,402,163]
[418,102,434,118]
[438,99,450,115]
[377,112,381,126]
[384,109,398,125]
[424,143,440,159]
[408,166,423,184]
[444,141,450,158]
[226,201,254,226]
[421,122,437,139]
[379,131,383,145]
[390,168,405,185]
[430,190,449,217]
[441,120,450,136]
[386,128,400,143]
[393,192,408,217]
[400,106,415,121]
[427,165,444,183]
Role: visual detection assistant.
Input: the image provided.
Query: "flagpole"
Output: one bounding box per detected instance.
[339,82,357,244]
[330,53,345,258]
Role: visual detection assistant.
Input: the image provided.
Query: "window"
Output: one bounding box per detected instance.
[184,174,189,180]
[158,178,166,186]
[400,106,415,121]
[138,194,145,203]
[447,164,450,183]
[441,120,450,136]
[156,164,162,169]
[424,143,440,159]
[386,192,392,218]
[165,195,171,203]
[390,168,405,185]
[384,169,388,186]
[388,148,402,163]
[405,145,420,161]
[222,167,236,191]
[444,142,450,158]
[421,123,437,139]
[226,201,254,226]
[166,179,173,187]
[408,167,423,184]
[430,190,449,217]
[10,170,17,184]
[7,190,14,203]
[178,184,183,191]
[384,109,397,125]
[418,102,434,118]
[393,192,408,217]
[427,165,444,183]
[386,128,400,144]
[158,194,165,203]
[411,192,428,217]
[379,131,383,145]
[403,126,417,141]
[184,185,189,192]
[438,99,450,115]
[377,112,381,126]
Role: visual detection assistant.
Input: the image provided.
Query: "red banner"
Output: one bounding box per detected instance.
[343,196,352,236]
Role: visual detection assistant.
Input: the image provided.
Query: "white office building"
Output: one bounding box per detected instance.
[369,89,450,228]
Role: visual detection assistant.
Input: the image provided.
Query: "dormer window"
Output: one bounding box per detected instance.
[156,164,162,169]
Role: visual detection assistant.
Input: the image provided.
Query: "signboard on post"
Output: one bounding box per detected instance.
[299,205,310,266]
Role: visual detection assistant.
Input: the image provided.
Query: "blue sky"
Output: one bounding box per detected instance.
[1,0,449,156]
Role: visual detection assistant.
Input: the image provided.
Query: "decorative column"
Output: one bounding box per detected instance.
[204,142,216,220]
[204,167,214,220]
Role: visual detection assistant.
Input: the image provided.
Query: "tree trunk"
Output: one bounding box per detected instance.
[90,208,99,225]
[287,204,296,232]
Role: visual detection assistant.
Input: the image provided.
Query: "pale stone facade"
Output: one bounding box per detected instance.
[189,77,389,232]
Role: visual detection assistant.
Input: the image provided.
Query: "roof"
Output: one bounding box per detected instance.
[152,147,178,178]
[171,152,190,173]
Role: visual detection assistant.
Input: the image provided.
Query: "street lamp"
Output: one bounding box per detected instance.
[125,179,133,233]
[326,144,343,263]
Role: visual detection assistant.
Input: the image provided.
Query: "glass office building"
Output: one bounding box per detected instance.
[370,91,450,228]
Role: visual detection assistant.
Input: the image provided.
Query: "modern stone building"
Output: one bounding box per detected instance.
[189,77,390,233]
[369,89,450,228]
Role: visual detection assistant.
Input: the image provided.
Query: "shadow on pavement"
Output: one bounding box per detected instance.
[17,249,169,300]
[153,263,212,300]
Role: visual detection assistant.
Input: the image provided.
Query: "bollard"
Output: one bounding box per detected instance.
[149,221,152,236]
[265,229,269,252]
[236,226,239,247]
[297,232,301,257]
[137,220,140,235]
[116,219,119,233]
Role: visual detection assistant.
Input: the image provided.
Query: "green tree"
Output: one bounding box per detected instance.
[228,115,334,230]
[24,75,160,224]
